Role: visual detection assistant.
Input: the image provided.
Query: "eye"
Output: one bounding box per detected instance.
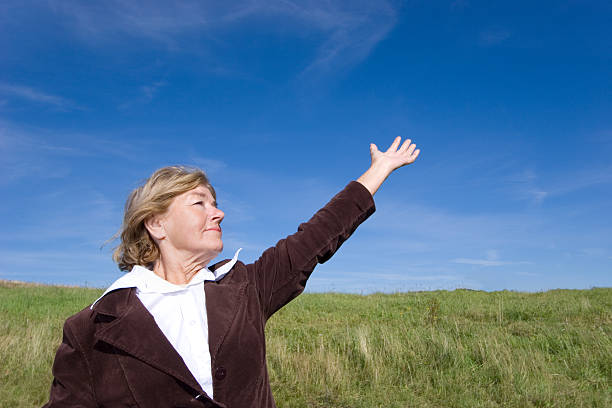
[193,201,203,206]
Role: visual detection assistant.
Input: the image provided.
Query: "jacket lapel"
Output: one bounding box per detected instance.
[204,269,247,361]
[93,288,203,394]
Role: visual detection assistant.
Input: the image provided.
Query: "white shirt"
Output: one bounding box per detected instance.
[91,249,242,399]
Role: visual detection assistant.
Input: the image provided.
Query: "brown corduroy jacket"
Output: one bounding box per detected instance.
[44,181,375,408]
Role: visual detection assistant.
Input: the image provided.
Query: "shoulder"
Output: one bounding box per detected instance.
[210,259,249,282]
[209,260,271,292]
[57,304,98,352]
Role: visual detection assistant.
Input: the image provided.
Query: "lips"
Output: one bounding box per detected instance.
[206,227,221,232]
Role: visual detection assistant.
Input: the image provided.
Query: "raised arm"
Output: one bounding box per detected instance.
[357,136,420,195]
[249,137,420,319]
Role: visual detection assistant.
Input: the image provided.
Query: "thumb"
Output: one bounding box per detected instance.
[370,143,379,153]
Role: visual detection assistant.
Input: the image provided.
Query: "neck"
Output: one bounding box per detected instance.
[152,252,211,285]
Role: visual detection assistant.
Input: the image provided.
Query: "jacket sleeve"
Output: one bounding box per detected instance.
[43,319,97,408]
[247,181,375,320]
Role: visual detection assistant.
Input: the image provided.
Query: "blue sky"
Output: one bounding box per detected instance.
[1,0,611,292]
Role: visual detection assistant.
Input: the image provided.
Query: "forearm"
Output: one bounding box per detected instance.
[249,181,375,319]
[356,163,392,196]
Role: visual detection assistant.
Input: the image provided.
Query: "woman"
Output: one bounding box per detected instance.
[44,137,420,408]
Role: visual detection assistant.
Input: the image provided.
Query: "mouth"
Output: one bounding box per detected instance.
[206,227,222,232]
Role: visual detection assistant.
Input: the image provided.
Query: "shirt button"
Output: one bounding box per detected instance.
[214,367,227,381]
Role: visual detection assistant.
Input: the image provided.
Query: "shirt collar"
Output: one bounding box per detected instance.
[91,248,242,309]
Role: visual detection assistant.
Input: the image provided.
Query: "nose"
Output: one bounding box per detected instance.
[211,207,224,224]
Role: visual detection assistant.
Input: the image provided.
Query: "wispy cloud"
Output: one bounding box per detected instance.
[479,28,511,46]
[141,81,166,101]
[0,82,78,110]
[0,120,154,185]
[506,169,549,204]
[516,271,540,277]
[357,272,464,282]
[0,249,108,268]
[286,1,398,75]
[118,80,168,110]
[43,0,397,75]
[507,165,612,204]
[364,199,543,248]
[1,186,120,244]
[450,0,470,11]
[452,258,526,267]
[0,122,74,184]
[590,129,612,144]
[41,1,197,46]
[545,166,612,196]
[191,157,229,176]
[453,248,529,267]
[353,193,592,276]
[0,248,117,287]
[578,248,610,257]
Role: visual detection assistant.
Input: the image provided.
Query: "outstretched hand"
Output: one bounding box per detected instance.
[357,136,421,196]
[370,136,420,173]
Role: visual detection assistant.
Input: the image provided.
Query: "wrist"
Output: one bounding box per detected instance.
[369,161,394,178]
[357,163,392,196]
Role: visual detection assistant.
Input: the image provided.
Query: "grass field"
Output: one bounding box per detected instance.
[1,280,610,407]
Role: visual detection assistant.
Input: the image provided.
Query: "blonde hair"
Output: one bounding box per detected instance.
[113,166,215,271]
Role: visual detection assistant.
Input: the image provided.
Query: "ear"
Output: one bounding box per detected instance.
[144,214,166,241]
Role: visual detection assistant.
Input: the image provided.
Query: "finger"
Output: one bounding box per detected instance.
[411,148,421,160]
[399,138,412,153]
[370,143,379,154]
[386,136,401,152]
[406,143,416,156]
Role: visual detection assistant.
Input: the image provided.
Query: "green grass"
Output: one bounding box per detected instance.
[1,281,610,407]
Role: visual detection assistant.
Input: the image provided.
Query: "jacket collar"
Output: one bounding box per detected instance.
[91,249,242,309]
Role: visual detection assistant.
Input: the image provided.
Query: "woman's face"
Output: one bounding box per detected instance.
[160,184,225,262]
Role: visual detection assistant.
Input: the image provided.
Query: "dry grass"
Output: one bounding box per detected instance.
[1,281,610,407]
